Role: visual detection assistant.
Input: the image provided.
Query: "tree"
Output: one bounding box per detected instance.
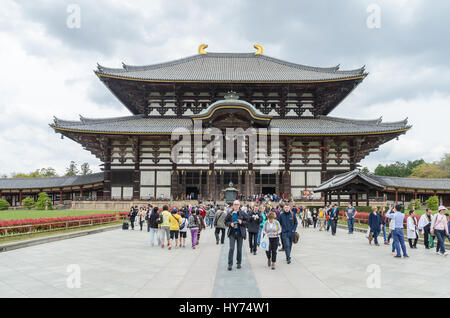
[80,162,92,175]
[437,153,450,172]
[12,167,58,178]
[410,163,450,178]
[0,199,10,210]
[39,168,58,177]
[425,196,439,211]
[35,192,53,210]
[407,199,422,211]
[360,167,370,174]
[374,159,425,177]
[65,161,79,176]
[22,197,35,210]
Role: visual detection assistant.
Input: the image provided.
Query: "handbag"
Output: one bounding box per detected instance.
[293,232,300,244]
[260,233,270,251]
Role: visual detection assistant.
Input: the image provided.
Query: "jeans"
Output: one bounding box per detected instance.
[434,229,447,254]
[348,218,355,233]
[423,225,431,247]
[326,218,332,231]
[257,226,263,244]
[382,224,387,242]
[371,229,380,245]
[331,219,337,235]
[190,228,199,247]
[215,228,226,244]
[266,237,279,262]
[248,232,258,253]
[392,228,408,257]
[281,232,293,261]
[149,228,159,246]
[228,231,244,266]
[209,217,214,228]
[139,220,144,231]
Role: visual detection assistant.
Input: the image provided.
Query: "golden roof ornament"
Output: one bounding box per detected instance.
[198,44,208,55]
[253,44,263,55]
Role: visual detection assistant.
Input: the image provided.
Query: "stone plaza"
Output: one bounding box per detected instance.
[0,225,448,298]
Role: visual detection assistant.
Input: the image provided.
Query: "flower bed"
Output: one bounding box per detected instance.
[0,212,128,236]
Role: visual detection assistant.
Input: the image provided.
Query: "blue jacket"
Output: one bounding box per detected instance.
[368,212,381,231]
[277,210,298,236]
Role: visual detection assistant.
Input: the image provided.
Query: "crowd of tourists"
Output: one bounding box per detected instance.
[127,200,450,271]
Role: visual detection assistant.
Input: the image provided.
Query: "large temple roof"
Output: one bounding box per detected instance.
[0,173,104,190]
[96,53,366,83]
[51,114,410,136]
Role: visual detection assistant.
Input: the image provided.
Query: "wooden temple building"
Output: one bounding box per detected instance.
[45,44,412,201]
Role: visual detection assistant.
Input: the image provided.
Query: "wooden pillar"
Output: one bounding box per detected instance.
[103,138,112,201]
[355,193,359,207]
[320,138,328,183]
[60,189,63,204]
[19,190,22,206]
[366,190,369,207]
[132,137,140,200]
[395,189,398,204]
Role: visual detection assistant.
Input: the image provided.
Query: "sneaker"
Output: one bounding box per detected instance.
[271,263,275,270]
[216,240,219,245]
[267,259,271,267]
[253,251,257,255]
[287,259,291,264]
[192,246,196,249]
[237,264,241,269]
[227,266,232,271]
[168,246,172,250]
[376,244,380,246]
[384,242,388,246]
[394,255,401,258]
[444,252,448,257]
[403,255,409,258]
[436,251,441,255]
[392,252,397,256]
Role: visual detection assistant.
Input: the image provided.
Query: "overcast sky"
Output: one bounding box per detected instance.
[0,0,449,176]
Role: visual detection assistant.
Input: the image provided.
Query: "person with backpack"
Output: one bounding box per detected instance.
[263,212,282,270]
[160,205,171,249]
[145,205,153,232]
[188,209,201,249]
[208,206,216,229]
[168,208,182,250]
[430,206,449,256]
[179,212,188,248]
[213,207,227,245]
[196,209,207,245]
[148,207,161,246]
[277,204,298,264]
[418,209,433,249]
[247,206,262,255]
[257,205,267,245]
[312,208,318,228]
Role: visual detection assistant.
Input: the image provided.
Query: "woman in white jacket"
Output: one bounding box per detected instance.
[407,210,419,249]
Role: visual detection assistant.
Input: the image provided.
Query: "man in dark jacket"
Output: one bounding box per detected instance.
[368,207,382,245]
[247,207,262,255]
[149,207,161,246]
[225,200,248,271]
[277,204,298,264]
[330,204,339,236]
[214,207,227,245]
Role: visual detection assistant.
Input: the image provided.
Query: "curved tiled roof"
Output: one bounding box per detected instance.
[0,173,104,190]
[50,115,410,136]
[315,170,450,192]
[95,53,366,83]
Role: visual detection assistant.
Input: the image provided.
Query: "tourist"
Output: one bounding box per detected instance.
[418,208,433,249]
[447,213,450,242]
[368,206,382,246]
[263,212,282,270]
[406,210,419,249]
[208,205,216,229]
[247,206,261,255]
[386,204,409,258]
[345,203,357,234]
[277,204,298,264]
[430,206,449,256]
[213,206,227,245]
[179,212,188,248]
[379,207,388,245]
[257,205,267,246]
[138,207,146,231]
[188,209,200,249]
[160,205,171,249]
[129,206,138,230]
[196,209,206,245]
[330,204,339,236]
[318,206,326,231]
[312,208,318,228]
[168,208,182,250]
[225,200,248,271]
[145,205,152,232]
[326,205,332,232]
[148,207,160,246]
[306,208,312,227]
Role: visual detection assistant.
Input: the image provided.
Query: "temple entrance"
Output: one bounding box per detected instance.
[262,187,276,195]
[186,187,199,200]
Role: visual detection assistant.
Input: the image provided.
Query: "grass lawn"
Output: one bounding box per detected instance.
[0,209,124,220]
[0,221,123,245]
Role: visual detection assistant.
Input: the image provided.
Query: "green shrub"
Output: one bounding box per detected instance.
[407,199,422,211]
[0,199,10,211]
[35,192,53,210]
[22,196,36,210]
[425,196,439,211]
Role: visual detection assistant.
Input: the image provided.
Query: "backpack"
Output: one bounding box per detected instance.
[179,218,186,230]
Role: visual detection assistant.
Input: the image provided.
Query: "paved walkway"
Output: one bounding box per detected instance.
[0,224,449,298]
